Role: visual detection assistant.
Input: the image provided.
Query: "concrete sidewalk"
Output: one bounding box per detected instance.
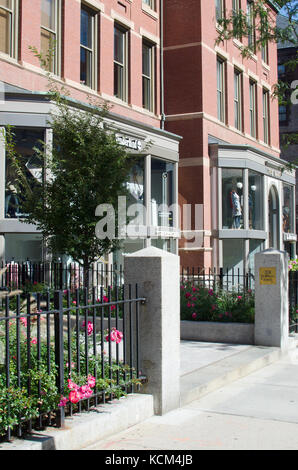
[1,337,297,450]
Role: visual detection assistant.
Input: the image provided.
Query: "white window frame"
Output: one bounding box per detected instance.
[234,69,243,131]
[249,80,257,138]
[0,0,18,58]
[114,23,129,102]
[217,57,226,123]
[142,0,155,11]
[142,40,155,113]
[80,4,98,90]
[263,88,270,144]
[40,0,61,75]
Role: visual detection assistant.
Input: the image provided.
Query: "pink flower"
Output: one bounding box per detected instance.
[20,317,27,327]
[237,296,242,300]
[72,300,77,305]
[58,396,68,407]
[211,304,216,310]
[69,390,82,404]
[31,337,37,345]
[105,328,123,344]
[87,375,96,388]
[185,292,191,298]
[208,289,214,296]
[111,305,116,311]
[82,320,94,336]
[79,385,93,398]
[187,302,191,308]
[192,287,196,292]
[67,378,78,391]
[192,312,197,319]
[103,296,108,303]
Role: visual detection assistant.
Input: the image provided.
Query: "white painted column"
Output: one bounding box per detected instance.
[124,246,180,415]
[254,248,289,351]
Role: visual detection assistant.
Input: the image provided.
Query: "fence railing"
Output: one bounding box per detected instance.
[0,262,123,292]
[289,270,298,333]
[0,284,145,442]
[180,266,254,292]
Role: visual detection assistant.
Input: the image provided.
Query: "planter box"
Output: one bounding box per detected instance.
[181,320,255,345]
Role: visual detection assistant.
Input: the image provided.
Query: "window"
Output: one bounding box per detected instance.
[221,169,243,229]
[41,0,59,74]
[80,6,97,89]
[215,0,225,22]
[247,0,255,52]
[279,104,287,123]
[249,80,257,138]
[142,0,155,9]
[114,24,128,102]
[142,41,155,112]
[261,41,268,64]
[151,158,174,228]
[248,170,263,230]
[283,184,294,233]
[217,57,225,123]
[5,128,45,219]
[0,0,17,57]
[234,69,243,131]
[262,89,269,144]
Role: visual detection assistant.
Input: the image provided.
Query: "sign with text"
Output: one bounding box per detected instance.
[259,267,277,285]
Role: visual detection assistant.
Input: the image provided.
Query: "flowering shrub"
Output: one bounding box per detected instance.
[181,281,255,323]
[289,259,298,271]
[0,314,138,438]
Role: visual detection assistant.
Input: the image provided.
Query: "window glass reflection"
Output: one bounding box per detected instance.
[222,169,243,229]
[151,158,174,227]
[5,128,44,218]
[283,184,294,233]
[248,171,263,230]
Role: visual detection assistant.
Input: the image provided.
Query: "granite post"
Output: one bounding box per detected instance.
[254,249,289,351]
[124,246,180,415]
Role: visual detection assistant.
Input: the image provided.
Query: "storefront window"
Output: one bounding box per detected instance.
[5,128,45,219]
[151,158,174,227]
[126,158,145,226]
[223,239,244,272]
[283,183,294,233]
[248,171,263,230]
[222,169,243,229]
[5,234,43,262]
[248,239,264,274]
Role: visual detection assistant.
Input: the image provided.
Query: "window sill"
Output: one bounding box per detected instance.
[141,3,158,19]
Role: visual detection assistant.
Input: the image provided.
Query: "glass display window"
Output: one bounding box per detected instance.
[283,183,294,233]
[248,171,263,230]
[222,169,243,229]
[151,158,174,227]
[5,128,45,219]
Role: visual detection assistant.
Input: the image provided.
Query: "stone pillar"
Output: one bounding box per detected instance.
[124,246,180,415]
[254,248,289,351]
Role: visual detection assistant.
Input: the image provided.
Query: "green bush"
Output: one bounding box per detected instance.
[181,281,255,324]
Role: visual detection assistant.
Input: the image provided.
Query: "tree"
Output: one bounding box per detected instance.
[5,92,134,288]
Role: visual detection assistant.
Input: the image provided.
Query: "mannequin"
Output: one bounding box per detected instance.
[231,188,242,229]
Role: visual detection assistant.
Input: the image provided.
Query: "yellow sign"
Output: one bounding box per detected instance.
[259,267,276,285]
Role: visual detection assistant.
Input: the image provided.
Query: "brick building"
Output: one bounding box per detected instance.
[164,0,296,272]
[0,0,181,264]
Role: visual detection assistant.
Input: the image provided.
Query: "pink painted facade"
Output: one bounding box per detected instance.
[0,0,161,127]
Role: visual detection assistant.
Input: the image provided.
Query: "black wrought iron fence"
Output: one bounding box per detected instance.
[289,270,298,333]
[180,267,254,293]
[0,262,123,292]
[0,284,145,442]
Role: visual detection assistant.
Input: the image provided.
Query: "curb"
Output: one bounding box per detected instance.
[0,394,154,451]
